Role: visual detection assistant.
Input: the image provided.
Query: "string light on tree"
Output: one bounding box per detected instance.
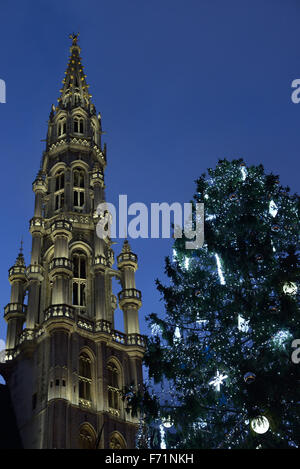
[159,424,166,449]
[272,329,292,348]
[215,254,226,285]
[151,323,162,337]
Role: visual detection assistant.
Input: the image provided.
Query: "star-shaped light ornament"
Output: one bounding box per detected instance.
[209,370,228,392]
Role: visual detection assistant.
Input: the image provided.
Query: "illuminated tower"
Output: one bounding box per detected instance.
[0,34,145,449]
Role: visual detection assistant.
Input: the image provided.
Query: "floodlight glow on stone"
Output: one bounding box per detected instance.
[250,416,269,434]
[209,370,228,392]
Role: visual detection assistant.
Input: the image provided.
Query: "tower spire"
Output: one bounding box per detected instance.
[57,33,94,113]
[15,238,25,266]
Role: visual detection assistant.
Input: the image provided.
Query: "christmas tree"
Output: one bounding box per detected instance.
[139,159,300,449]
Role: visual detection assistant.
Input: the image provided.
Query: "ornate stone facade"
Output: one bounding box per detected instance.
[0,34,144,449]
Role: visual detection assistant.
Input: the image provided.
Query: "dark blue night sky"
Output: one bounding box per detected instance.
[0,0,299,352]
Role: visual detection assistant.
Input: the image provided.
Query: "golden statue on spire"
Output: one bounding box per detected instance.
[69,32,79,45]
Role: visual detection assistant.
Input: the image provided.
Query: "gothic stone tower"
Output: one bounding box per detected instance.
[1,34,145,449]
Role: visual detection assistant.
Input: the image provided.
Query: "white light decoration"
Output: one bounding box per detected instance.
[174,326,181,341]
[193,419,207,430]
[250,416,270,434]
[184,257,190,270]
[162,416,173,428]
[269,200,278,218]
[283,282,297,295]
[238,315,250,333]
[206,214,216,221]
[240,166,248,181]
[159,424,166,449]
[215,254,226,285]
[151,323,162,337]
[272,329,292,348]
[209,370,228,392]
[172,249,177,261]
[204,194,209,199]
[196,319,208,327]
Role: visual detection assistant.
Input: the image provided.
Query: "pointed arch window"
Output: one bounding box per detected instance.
[72,250,87,313]
[73,167,85,210]
[57,116,66,137]
[74,115,84,134]
[74,93,81,106]
[109,432,126,449]
[78,352,92,405]
[79,424,96,449]
[54,170,65,211]
[107,362,121,413]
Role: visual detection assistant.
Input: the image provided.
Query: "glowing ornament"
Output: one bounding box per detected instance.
[271,224,280,232]
[209,370,228,392]
[283,282,297,295]
[229,193,237,201]
[195,290,201,297]
[250,416,269,434]
[244,372,256,384]
[255,254,263,263]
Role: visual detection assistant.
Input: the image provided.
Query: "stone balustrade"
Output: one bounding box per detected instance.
[117,252,137,263]
[4,303,27,318]
[44,304,75,321]
[49,257,73,274]
[118,288,142,302]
